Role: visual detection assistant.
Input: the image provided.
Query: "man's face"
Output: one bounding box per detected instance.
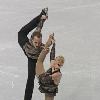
[32,36,42,48]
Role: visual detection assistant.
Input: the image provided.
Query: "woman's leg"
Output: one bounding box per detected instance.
[36,49,48,77]
[36,61,45,77]
[45,93,54,100]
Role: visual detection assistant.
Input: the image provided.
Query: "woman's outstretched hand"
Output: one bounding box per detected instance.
[45,33,55,48]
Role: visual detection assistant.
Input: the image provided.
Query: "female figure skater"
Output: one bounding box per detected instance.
[36,34,65,100]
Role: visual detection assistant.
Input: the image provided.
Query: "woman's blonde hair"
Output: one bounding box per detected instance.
[56,56,65,65]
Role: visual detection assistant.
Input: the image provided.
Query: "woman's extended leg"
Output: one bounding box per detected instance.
[45,94,54,100]
[36,60,45,77]
[36,49,48,77]
[36,34,54,77]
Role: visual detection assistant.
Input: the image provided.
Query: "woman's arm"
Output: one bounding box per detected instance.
[52,72,62,85]
[50,43,55,61]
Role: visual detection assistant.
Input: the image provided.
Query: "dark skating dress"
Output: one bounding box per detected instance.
[38,68,60,96]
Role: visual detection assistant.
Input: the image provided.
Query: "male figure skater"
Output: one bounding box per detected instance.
[18,8,48,100]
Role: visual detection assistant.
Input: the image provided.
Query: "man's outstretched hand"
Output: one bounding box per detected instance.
[41,15,48,20]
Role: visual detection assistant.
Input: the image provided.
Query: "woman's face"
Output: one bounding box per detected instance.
[50,58,63,69]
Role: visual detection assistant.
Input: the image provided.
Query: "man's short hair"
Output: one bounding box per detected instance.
[31,31,42,39]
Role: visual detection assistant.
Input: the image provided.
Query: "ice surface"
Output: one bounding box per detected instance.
[0,0,100,100]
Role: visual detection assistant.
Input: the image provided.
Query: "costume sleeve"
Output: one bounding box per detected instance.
[50,43,55,61]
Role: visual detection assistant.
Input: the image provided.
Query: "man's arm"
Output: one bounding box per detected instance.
[18,14,42,48]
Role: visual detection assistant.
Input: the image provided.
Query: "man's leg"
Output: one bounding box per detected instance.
[24,58,37,100]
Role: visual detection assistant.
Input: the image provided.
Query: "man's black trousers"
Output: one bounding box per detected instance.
[24,58,37,100]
